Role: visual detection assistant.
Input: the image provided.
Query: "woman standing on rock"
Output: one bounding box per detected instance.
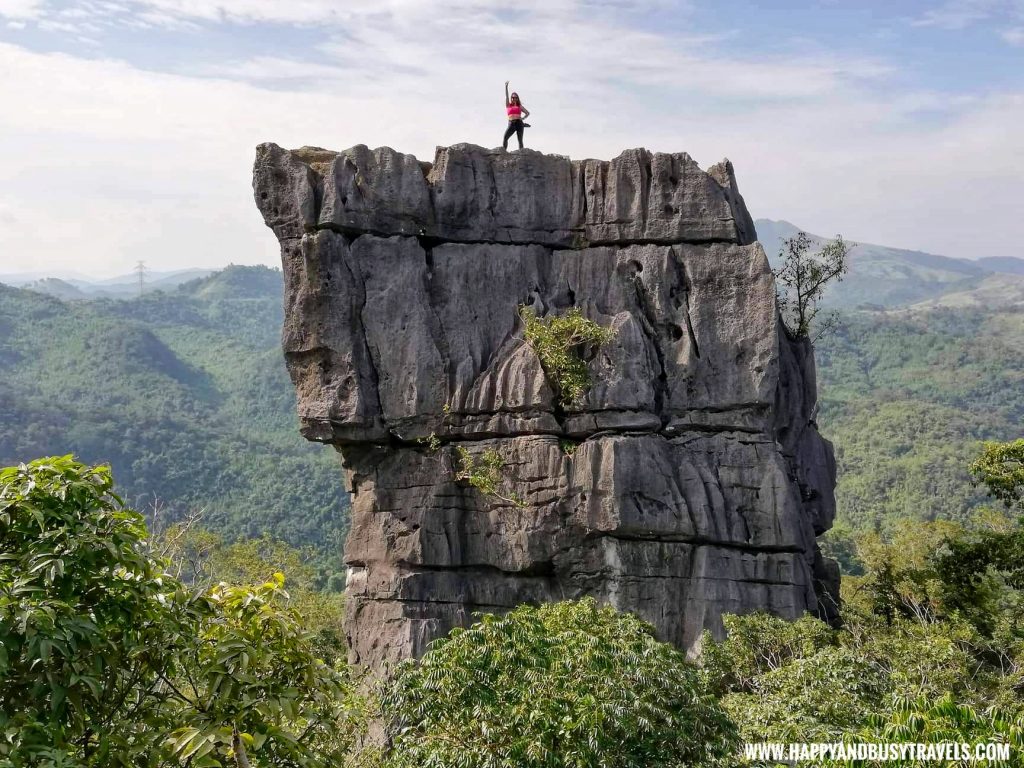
[503,81,530,150]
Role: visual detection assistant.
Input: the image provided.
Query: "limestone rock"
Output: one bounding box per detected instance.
[255,142,758,248]
[253,141,837,670]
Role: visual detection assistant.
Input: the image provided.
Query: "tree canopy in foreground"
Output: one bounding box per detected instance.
[3,443,1023,767]
[0,456,363,768]
[381,598,737,768]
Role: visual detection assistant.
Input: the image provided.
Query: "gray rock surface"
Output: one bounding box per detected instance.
[254,141,837,670]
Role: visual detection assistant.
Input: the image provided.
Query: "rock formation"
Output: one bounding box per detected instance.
[253,142,838,670]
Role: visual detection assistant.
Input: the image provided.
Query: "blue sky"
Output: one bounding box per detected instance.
[0,0,1021,276]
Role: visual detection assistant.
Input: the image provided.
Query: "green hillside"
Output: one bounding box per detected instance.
[0,267,346,569]
[3,258,1021,578]
[907,273,1024,310]
[816,304,1024,568]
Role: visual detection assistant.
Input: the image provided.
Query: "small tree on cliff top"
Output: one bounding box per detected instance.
[774,232,849,340]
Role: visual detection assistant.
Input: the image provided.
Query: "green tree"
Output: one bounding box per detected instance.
[154,524,347,665]
[702,610,984,747]
[0,456,363,768]
[773,233,849,339]
[704,502,1024,763]
[849,694,1024,767]
[843,518,963,624]
[970,439,1024,510]
[0,456,193,766]
[380,598,737,768]
[933,522,1024,638]
[164,574,362,768]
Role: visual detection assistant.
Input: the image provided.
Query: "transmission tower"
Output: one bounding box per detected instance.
[135,260,146,298]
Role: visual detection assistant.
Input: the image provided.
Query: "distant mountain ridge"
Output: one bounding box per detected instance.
[1,268,215,299]
[976,256,1024,275]
[755,219,1024,309]
[8,224,1020,309]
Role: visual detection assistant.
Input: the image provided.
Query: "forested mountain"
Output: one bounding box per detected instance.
[0,267,345,569]
[817,305,1023,567]
[2,243,1021,575]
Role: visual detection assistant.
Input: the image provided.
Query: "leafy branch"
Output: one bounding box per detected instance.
[454,446,524,508]
[969,438,1024,510]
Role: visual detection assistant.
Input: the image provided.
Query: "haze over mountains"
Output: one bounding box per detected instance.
[756,219,1024,309]
[7,220,1021,310]
[0,269,215,300]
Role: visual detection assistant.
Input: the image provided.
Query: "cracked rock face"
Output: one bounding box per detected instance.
[254,142,838,670]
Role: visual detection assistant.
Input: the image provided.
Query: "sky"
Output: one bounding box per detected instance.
[0,0,1022,278]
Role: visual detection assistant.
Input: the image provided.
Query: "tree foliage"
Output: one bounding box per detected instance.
[0,456,193,765]
[453,446,524,507]
[154,524,347,665]
[0,456,363,768]
[852,694,1024,767]
[705,486,1024,765]
[933,519,1024,639]
[519,306,616,406]
[971,439,1024,510]
[773,233,849,339]
[815,308,1023,550]
[163,574,361,768]
[381,598,737,768]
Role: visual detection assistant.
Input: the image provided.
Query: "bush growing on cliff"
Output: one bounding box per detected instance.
[380,598,737,768]
[453,445,525,507]
[0,456,364,767]
[519,306,616,407]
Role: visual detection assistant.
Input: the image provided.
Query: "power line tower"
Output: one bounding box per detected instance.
[135,260,146,298]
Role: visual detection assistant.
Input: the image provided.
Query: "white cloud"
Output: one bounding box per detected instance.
[0,0,45,19]
[914,0,998,28]
[13,0,634,29]
[912,0,1024,31]
[0,0,1022,278]
[1003,26,1024,43]
[131,0,668,26]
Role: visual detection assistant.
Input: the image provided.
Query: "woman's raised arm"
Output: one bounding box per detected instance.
[505,80,510,107]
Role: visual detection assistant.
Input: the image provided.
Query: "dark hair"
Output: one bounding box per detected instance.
[510,93,521,104]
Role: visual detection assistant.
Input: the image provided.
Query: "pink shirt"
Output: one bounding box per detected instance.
[507,103,522,119]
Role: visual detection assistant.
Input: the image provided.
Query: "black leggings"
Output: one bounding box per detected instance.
[503,119,524,149]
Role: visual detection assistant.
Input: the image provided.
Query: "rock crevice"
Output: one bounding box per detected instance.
[254,141,838,669]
